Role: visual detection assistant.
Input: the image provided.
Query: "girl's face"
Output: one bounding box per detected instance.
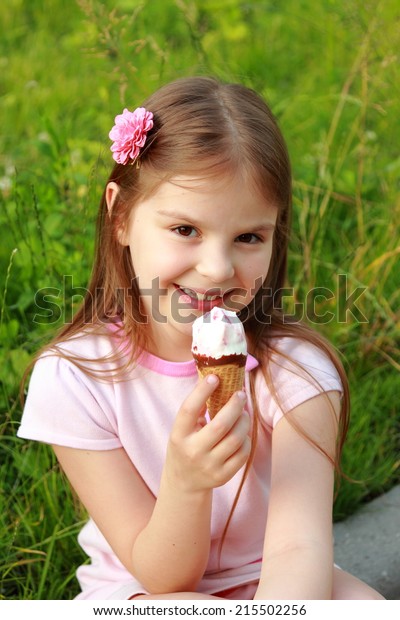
[114,175,277,361]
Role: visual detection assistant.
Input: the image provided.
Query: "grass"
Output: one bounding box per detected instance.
[1,0,399,600]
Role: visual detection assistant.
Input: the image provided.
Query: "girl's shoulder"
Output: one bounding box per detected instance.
[19,326,125,450]
[39,322,129,370]
[251,336,344,427]
[258,335,341,377]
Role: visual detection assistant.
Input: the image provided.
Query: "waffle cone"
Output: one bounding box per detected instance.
[196,363,245,419]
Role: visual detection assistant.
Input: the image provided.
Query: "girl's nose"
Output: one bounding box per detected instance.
[196,242,235,283]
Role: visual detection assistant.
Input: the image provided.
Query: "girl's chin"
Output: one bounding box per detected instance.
[170,314,197,336]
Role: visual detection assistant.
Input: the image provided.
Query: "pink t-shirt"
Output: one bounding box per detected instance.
[18,328,342,600]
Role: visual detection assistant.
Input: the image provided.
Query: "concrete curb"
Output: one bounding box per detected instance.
[333,484,400,600]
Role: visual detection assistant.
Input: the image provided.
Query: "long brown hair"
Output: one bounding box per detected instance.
[27,76,349,553]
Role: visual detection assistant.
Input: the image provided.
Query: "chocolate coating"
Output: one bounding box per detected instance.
[193,353,246,367]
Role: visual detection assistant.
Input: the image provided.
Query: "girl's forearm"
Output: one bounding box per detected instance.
[131,471,213,594]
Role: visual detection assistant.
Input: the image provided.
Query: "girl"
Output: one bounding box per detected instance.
[18,76,384,600]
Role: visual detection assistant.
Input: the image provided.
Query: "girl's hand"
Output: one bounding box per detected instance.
[165,375,251,493]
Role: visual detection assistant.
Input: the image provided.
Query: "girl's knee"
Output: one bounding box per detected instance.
[332,567,385,600]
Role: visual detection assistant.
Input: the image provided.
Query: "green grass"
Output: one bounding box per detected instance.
[1,0,399,600]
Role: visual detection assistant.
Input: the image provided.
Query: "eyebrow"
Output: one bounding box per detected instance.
[156,209,276,231]
[156,209,203,226]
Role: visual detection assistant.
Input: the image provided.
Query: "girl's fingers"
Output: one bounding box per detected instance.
[173,375,220,437]
[209,407,251,462]
[201,391,248,448]
[168,380,250,491]
[220,433,252,481]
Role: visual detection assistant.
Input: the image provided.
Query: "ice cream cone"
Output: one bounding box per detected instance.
[192,308,248,419]
[195,361,246,419]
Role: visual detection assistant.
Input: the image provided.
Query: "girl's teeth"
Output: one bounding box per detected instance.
[180,287,221,301]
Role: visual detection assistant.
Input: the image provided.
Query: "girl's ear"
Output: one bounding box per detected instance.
[106,181,120,214]
[105,182,129,246]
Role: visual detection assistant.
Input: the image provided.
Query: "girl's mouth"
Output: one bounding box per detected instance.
[174,285,224,312]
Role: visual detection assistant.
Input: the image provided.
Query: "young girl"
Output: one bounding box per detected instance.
[18,76,384,600]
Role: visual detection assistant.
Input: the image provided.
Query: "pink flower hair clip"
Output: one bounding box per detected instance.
[109,107,154,166]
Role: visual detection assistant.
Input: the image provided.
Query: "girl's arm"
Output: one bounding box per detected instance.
[254,391,340,600]
[53,375,250,594]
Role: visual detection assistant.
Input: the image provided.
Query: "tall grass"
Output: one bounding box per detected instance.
[1,0,398,599]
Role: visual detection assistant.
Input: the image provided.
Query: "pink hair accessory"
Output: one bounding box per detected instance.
[109,107,154,165]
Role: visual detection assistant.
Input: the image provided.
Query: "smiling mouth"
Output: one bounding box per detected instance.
[178,286,223,302]
[174,285,226,311]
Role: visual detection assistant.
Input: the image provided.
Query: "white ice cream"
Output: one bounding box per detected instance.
[191,308,247,359]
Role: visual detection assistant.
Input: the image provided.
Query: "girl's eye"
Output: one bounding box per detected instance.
[236,233,263,244]
[173,226,198,238]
